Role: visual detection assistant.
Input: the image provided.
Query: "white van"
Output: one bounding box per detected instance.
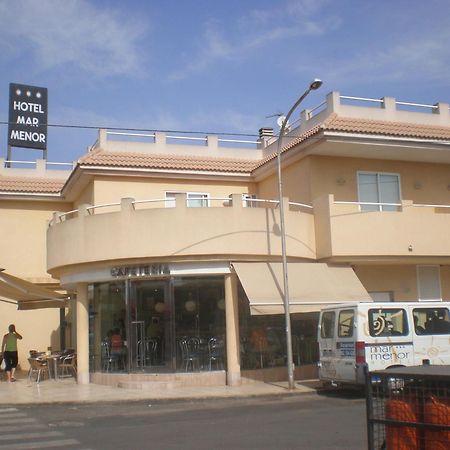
[317,301,450,386]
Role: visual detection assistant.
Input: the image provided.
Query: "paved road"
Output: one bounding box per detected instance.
[0,391,367,449]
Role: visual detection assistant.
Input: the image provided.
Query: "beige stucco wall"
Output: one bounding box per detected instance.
[0,200,70,280]
[313,195,450,259]
[309,155,450,205]
[255,155,450,208]
[355,264,450,301]
[354,265,419,301]
[0,198,72,369]
[92,177,257,206]
[257,158,312,205]
[74,183,95,208]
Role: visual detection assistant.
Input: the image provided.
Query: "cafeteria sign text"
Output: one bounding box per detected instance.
[8,83,48,150]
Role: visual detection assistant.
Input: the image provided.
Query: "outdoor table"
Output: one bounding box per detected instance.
[45,353,61,380]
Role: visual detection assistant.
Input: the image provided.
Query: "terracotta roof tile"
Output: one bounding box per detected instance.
[253,114,450,170]
[0,176,64,194]
[323,114,450,140]
[79,150,256,174]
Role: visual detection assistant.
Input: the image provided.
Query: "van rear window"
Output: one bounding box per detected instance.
[368,308,408,337]
[338,310,354,338]
[413,307,450,335]
[320,311,335,338]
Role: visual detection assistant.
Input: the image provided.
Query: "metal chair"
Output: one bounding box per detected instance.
[59,353,77,379]
[28,357,49,383]
[179,337,201,372]
[145,338,158,365]
[101,340,119,372]
[208,337,224,370]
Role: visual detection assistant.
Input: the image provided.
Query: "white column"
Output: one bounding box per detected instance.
[76,282,90,385]
[225,272,241,386]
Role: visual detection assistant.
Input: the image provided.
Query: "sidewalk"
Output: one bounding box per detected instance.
[0,371,320,405]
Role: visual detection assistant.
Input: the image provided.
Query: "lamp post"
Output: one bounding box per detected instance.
[276,79,323,390]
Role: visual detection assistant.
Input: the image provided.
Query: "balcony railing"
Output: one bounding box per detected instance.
[49,196,313,227]
[47,194,316,274]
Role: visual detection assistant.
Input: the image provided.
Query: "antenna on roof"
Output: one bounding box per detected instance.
[276,115,291,133]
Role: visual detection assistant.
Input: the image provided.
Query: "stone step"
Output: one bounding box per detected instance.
[117,380,180,390]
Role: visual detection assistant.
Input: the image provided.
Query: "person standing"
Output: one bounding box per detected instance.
[1,324,22,382]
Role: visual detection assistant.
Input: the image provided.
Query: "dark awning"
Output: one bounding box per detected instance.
[232,262,371,315]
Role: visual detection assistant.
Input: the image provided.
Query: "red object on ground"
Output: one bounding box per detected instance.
[385,398,419,450]
[424,396,450,450]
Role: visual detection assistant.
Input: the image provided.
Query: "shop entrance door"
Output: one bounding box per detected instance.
[129,280,172,372]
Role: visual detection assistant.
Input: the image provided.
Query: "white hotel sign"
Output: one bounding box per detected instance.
[8,83,48,150]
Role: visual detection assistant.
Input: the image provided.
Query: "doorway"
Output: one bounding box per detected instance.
[129,280,172,372]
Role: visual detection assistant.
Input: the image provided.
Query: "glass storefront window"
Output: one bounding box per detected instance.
[238,284,319,370]
[174,277,226,372]
[89,281,126,372]
[89,276,227,374]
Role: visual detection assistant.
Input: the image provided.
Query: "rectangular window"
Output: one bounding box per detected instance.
[338,310,354,338]
[369,308,408,337]
[417,266,441,301]
[165,191,210,208]
[320,311,335,338]
[413,308,450,335]
[187,192,209,208]
[357,172,401,211]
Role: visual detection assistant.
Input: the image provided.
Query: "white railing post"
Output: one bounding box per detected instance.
[155,132,166,145]
[230,193,243,209]
[207,135,219,150]
[120,197,135,213]
[175,193,187,209]
[98,129,107,148]
[78,204,91,217]
[327,91,341,114]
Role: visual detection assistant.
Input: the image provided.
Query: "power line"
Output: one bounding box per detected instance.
[0,120,271,138]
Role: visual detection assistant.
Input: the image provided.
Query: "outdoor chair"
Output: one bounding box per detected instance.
[28,357,49,383]
[59,353,77,379]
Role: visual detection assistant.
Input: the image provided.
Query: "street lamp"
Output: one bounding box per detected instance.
[276,79,323,390]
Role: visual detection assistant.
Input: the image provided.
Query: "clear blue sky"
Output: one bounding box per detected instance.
[0,0,449,163]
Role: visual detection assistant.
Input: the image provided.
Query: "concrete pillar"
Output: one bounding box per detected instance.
[35,159,46,174]
[206,135,219,150]
[98,129,107,148]
[76,282,90,385]
[155,132,166,145]
[225,272,241,386]
[326,91,341,115]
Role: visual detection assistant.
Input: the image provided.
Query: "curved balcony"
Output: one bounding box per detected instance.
[314,194,450,261]
[47,194,316,276]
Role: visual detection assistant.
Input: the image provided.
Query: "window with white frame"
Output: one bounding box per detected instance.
[417,265,442,301]
[165,191,210,208]
[357,172,401,211]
